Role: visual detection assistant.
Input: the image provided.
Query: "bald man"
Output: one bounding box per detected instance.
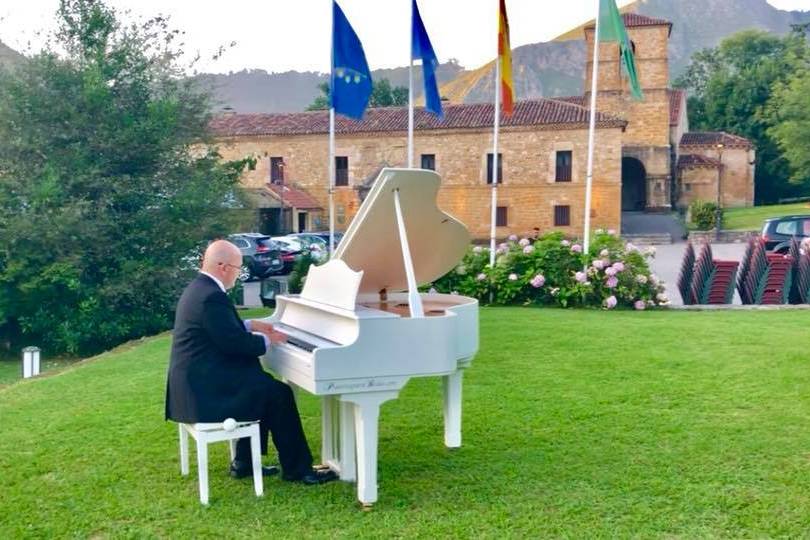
[165,240,337,485]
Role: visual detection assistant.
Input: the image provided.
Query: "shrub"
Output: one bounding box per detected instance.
[287,252,319,294]
[431,231,667,309]
[689,200,723,230]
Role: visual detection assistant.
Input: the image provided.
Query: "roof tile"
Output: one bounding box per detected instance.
[265,183,322,209]
[680,131,753,149]
[678,154,722,169]
[210,99,627,137]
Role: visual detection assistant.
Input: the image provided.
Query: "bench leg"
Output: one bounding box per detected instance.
[250,428,264,497]
[196,439,209,505]
[228,439,236,462]
[179,425,189,476]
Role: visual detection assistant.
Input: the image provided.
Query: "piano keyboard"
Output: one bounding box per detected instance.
[286,337,316,352]
[273,322,339,353]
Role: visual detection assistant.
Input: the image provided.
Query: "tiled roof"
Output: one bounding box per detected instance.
[680,131,753,149]
[210,99,627,137]
[586,13,672,35]
[621,13,672,28]
[551,96,587,107]
[678,154,722,169]
[265,183,322,209]
[669,88,685,127]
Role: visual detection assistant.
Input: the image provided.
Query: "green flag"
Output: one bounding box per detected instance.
[598,0,643,100]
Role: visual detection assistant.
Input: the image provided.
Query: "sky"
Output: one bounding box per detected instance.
[1,0,809,74]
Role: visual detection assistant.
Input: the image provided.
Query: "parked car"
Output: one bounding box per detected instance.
[227,233,284,281]
[285,233,329,262]
[271,236,305,272]
[760,215,810,253]
[297,231,345,250]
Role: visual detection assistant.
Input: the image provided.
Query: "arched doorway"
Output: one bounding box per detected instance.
[622,157,647,211]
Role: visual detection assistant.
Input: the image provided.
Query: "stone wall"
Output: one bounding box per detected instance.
[584,23,673,211]
[217,124,624,240]
[677,146,755,209]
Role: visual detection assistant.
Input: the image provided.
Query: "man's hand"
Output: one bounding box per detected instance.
[266,330,288,345]
[249,320,275,334]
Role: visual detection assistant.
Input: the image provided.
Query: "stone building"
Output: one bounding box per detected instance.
[579,13,755,214]
[211,12,754,240]
[212,102,627,239]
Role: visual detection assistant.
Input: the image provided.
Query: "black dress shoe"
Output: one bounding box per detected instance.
[229,460,280,479]
[283,467,339,485]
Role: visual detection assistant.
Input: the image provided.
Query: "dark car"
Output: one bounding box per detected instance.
[271,236,305,273]
[761,215,810,252]
[227,233,284,281]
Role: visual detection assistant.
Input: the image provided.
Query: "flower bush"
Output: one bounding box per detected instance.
[431,231,667,309]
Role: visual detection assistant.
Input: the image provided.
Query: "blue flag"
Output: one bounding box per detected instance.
[331,1,372,120]
[411,0,442,118]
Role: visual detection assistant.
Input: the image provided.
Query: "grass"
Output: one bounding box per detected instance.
[0,357,79,389]
[723,201,810,231]
[2,307,810,537]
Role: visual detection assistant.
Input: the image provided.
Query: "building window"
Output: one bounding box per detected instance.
[496,206,508,227]
[554,205,571,227]
[487,153,503,184]
[555,151,572,182]
[684,183,692,192]
[335,156,349,186]
[270,157,284,184]
[421,154,436,171]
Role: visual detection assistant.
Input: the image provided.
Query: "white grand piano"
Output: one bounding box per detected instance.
[259,168,478,506]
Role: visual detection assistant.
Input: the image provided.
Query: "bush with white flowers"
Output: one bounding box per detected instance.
[431,231,667,309]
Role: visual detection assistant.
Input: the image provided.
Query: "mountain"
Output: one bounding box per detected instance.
[195,0,810,112]
[445,0,810,103]
[0,39,24,68]
[194,61,465,114]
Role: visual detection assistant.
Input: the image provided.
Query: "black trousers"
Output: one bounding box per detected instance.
[235,375,313,477]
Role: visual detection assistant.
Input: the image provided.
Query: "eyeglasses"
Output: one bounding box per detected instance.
[218,262,241,272]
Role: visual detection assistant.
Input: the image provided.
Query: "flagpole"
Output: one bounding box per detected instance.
[583,0,601,256]
[408,0,415,168]
[326,0,335,257]
[489,59,500,268]
[329,108,336,255]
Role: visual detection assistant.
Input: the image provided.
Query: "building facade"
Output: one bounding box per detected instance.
[211,12,755,240]
[213,102,627,239]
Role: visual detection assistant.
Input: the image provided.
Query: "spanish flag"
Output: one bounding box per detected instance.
[498,0,514,116]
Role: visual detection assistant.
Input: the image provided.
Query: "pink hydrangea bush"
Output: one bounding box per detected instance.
[430,230,665,309]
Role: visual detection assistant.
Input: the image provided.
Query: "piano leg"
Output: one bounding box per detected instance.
[442,370,463,448]
[339,400,356,481]
[341,391,398,507]
[321,396,339,472]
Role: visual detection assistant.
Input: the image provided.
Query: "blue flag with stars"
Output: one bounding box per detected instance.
[331,1,373,119]
[411,0,442,118]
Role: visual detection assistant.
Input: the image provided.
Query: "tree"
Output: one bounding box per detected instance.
[0,0,251,354]
[768,27,810,186]
[674,30,810,203]
[306,78,408,111]
[305,81,330,111]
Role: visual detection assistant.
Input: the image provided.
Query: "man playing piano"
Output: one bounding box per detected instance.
[165,240,337,485]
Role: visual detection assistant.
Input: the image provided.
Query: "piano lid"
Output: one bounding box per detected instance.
[334,168,470,295]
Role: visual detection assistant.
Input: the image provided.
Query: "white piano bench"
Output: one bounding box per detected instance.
[177,419,263,505]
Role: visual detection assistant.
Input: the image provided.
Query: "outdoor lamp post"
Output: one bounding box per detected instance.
[715,142,725,237]
[22,346,41,378]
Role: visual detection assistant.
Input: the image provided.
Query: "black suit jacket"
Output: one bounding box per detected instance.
[165,274,268,423]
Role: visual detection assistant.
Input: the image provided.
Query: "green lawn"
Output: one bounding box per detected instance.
[723,202,810,231]
[2,308,810,537]
[0,357,80,388]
